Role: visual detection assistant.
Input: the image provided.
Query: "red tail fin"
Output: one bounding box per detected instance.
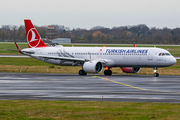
[24,19,47,48]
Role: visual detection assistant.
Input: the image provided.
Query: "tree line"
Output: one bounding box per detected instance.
[0,24,180,44]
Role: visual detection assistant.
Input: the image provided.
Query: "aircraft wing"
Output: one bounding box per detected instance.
[31,54,88,62]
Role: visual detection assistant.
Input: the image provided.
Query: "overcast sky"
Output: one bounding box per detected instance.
[1,0,180,29]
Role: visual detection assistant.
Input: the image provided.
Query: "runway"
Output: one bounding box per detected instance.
[0,73,180,103]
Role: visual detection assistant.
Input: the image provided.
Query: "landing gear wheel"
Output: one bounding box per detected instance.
[104,70,112,75]
[153,67,159,77]
[79,70,87,75]
[154,73,159,77]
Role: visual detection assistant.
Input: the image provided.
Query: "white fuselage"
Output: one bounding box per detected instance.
[22,46,177,68]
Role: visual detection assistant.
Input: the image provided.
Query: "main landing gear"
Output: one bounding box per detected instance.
[79,69,87,75]
[104,67,112,75]
[153,67,159,77]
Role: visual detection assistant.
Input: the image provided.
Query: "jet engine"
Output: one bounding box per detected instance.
[121,67,141,73]
[83,61,103,73]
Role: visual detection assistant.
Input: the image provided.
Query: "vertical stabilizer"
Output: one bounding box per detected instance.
[24,19,47,48]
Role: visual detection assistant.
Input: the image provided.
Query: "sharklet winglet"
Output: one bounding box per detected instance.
[15,42,22,53]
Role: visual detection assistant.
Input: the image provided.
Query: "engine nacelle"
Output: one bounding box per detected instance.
[83,61,103,73]
[121,67,141,73]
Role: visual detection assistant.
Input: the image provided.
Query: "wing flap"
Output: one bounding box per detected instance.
[31,54,87,62]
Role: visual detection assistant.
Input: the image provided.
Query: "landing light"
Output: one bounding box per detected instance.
[103,46,106,47]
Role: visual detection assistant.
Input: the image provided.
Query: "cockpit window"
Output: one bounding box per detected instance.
[165,53,171,56]
[159,53,171,56]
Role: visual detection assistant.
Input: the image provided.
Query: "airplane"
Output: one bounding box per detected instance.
[14,19,177,77]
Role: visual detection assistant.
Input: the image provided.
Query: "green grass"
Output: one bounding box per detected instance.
[1,43,180,56]
[0,57,51,66]
[0,100,180,120]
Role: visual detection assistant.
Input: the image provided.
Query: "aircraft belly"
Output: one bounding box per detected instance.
[31,56,41,60]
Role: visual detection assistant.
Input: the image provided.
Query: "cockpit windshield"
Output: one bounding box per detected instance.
[165,53,171,56]
[159,53,171,56]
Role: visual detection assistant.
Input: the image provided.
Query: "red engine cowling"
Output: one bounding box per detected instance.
[121,67,141,73]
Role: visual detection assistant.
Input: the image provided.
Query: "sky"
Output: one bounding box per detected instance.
[1,0,180,29]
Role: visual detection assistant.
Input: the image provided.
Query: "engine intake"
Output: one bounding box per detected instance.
[83,61,103,73]
[121,67,141,73]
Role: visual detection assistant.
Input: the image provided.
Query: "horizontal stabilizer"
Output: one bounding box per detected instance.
[4,49,19,52]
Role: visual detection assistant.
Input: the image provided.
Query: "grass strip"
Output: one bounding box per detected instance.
[0,100,180,120]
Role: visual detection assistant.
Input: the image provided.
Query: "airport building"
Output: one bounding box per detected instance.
[51,38,71,44]
[46,25,71,45]
[46,25,57,40]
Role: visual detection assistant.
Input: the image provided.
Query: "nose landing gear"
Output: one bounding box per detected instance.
[153,67,159,77]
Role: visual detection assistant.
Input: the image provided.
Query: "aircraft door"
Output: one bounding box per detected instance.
[35,49,43,55]
[148,49,154,60]
[40,50,43,55]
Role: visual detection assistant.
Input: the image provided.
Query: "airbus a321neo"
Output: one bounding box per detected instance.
[14,19,177,77]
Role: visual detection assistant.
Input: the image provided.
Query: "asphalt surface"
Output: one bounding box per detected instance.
[0,73,180,103]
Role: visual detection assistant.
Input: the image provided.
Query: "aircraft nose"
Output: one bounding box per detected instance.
[169,57,177,65]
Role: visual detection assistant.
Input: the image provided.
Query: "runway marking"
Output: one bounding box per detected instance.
[94,76,180,94]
